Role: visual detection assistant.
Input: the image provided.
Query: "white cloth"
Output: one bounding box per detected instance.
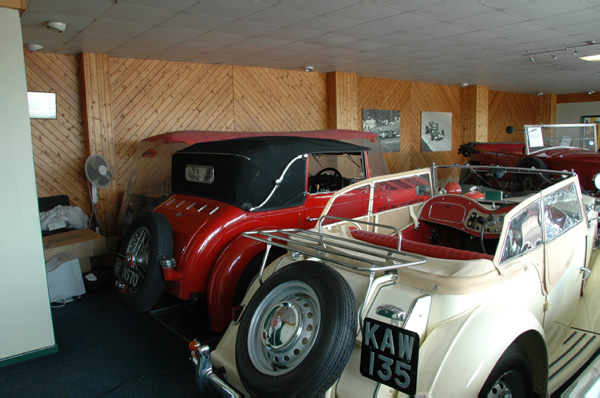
[40,205,89,230]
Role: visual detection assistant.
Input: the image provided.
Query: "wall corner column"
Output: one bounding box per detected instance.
[80,52,117,236]
[461,85,489,143]
[327,72,359,130]
[536,94,557,124]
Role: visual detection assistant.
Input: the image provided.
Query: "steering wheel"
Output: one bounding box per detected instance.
[480,204,511,255]
[310,167,343,192]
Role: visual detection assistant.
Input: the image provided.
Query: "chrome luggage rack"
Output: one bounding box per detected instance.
[242,215,427,281]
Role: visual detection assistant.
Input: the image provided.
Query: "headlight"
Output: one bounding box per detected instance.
[594,173,600,190]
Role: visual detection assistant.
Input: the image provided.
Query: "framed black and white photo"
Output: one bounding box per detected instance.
[362,109,400,152]
[421,111,452,152]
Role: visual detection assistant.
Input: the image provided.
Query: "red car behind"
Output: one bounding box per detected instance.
[114,131,387,331]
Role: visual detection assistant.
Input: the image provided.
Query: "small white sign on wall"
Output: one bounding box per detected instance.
[28,92,57,119]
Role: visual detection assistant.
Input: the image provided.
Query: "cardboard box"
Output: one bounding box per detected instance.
[43,229,108,274]
[46,252,86,303]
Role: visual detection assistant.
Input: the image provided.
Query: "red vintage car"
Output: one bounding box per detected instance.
[118,130,385,234]
[114,131,387,331]
[459,124,600,195]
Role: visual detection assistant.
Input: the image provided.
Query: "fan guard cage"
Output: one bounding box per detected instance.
[85,154,114,189]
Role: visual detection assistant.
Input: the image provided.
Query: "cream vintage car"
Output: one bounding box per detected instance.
[190,164,600,397]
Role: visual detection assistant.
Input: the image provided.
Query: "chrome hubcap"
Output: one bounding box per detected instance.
[487,370,525,398]
[262,302,302,351]
[248,280,320,376]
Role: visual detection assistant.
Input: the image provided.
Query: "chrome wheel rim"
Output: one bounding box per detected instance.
[486,370,525,398]
[247,280,321,376]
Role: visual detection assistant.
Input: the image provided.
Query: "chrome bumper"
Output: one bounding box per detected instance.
[189,339,241,398]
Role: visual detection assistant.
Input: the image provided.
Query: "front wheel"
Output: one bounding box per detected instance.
[479,344,533,398]
[235,261,357,397]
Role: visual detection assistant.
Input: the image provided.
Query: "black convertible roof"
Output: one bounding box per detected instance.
[172,136,369,210]
[175,135,368,157]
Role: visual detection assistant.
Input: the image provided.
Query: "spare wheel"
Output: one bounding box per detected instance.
[115,211,172,312]
[235,261,357,397]
[515,157,549,191]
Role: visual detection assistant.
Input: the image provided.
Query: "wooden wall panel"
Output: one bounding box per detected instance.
[110,59,235,196]
[358,79,461,173]
[232,66,328,132]
[411,82,462,170]
[557,92,600,103]
[0,0,26,11]
[80,53,117,235]
[488,91,537,142]
[461,85,489,143]
[536,94,557,124]
[26,52,540,236]
[327,72,359,130]
[25,53,91,214]
[358,77,411,173]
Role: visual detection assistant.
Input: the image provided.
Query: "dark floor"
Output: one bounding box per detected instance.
[0,268,221,398]
[3,268,595,398]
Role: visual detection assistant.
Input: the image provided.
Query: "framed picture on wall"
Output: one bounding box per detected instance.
[581,114,600,127]
[362,109,400,152]
[421,111,452,152]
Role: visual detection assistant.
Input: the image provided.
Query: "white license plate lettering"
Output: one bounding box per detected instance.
[360,318,419,395]
[394,360,411,389]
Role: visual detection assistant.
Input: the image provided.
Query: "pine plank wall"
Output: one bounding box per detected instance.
[25,51,561,236]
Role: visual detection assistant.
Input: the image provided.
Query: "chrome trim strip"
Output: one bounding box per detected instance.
[550,335,596,380]
[550,333,586,368]
[249,153,307,212]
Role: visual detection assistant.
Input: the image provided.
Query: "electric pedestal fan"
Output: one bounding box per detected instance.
[85,154,114,233]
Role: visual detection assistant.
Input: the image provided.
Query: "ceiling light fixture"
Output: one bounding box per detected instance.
[45,21,67,33]
[588,91,595,95]
[26,43,43,52]
[304,65,314,72]
[460,82,469,87]
[581,54,600,62]
[524,40,597,61]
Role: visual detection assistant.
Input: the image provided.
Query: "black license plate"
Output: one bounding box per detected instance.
[360,317,419,395]
[114,257,140,288]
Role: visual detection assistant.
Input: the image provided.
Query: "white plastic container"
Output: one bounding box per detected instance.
[45,251,86,303]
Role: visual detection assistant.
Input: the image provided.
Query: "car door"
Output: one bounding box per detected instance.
[498,196,546,327]
[542,180,586,330]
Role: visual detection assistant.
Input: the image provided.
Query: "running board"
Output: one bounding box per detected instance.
[548,327,600,393]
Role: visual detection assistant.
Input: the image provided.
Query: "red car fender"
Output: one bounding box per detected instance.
[206,235,268,332]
